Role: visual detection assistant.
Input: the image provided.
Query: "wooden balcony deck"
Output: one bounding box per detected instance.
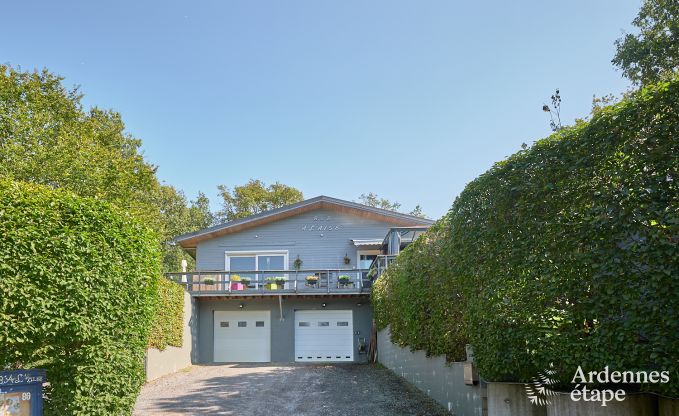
[165,269,373,297]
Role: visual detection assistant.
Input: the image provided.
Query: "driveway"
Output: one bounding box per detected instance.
[134,364,448,416]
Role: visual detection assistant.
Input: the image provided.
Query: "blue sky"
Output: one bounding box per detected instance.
[2,1,640,219]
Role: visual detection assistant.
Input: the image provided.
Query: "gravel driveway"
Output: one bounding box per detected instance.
[134,364,448,416]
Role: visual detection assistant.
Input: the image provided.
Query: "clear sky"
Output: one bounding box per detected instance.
[2,1,640,219]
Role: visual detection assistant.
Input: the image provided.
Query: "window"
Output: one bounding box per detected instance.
[318,322,329,327]
[238,321,247,327]
[256,321,265,327]
[298,322,310,327]
[337,322,349,326]
[220,321,229,327]
[226,251,288,286]
[359,254,378,269]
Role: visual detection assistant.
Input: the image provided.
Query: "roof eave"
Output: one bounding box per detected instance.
[174,196,434,248]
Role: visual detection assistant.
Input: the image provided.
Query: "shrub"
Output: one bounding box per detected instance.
[0,179,160,415]
[148,276,184,350]
[373,217,468,361]
[373,78,679,396]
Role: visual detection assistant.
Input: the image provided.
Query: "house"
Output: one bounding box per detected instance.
[170,195,432,364]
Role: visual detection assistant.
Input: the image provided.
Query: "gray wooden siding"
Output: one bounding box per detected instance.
[195,208,398,271]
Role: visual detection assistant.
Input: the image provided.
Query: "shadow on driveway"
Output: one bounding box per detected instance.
[134,363,448,415]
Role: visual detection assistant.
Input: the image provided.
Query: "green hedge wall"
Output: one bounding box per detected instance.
[0,180,160,415]
[148,276,185,350]
[373,78,679,396]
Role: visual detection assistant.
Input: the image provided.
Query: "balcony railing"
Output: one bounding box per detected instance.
[165,269,372,295]
[368,254,397,279]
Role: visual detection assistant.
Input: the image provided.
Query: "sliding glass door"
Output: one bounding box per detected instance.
[226,252,288,289]
[228,255,257,287]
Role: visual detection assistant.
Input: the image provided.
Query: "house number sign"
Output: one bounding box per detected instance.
[301,215,342,231]
[0,369,46,416]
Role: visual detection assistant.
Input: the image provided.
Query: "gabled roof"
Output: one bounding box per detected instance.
[174,195,434,248]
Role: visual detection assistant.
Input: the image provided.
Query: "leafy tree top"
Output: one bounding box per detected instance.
[358,192,428,218]
[216,179,304,221]
[0,64,212,272]
[613,0,679,85]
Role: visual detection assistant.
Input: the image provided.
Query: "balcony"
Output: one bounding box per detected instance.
[370,254,397,278]
[165,269,372,297]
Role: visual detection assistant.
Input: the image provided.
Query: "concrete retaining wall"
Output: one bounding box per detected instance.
[546,392,657,416]
[487,382,673,416]
[487,383,546,416]
[377,327,485,415]
[145,291,193,381]
[660,397,679,415]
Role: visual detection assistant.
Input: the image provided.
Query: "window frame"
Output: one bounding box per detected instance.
[225,250,289,289]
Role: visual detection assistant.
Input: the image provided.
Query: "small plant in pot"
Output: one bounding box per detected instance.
[338,275,351,287]
[305,275,319,286]
[265,276,286,290]
[343,253,351,265]
[203,277,215,286]
[230,274,244,290]
[241,277,251,287]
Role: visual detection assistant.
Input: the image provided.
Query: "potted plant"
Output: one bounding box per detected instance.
[343,253,351,265]
[203,277,216,290]
[305,275,319,287]
[241,277,251,288]
[293,256,303,271]
[265,276,286,290]
[338,275,351,287]
[230,274,244,291]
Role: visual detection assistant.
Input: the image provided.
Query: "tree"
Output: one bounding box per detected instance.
[358,192,428,218]
[0,65,211,272]
[358,192,402,211]
[155,186,215,271]
[0,66,160,225]
[216,179,304,221]
[612,0,679,85]
[188,191,215,230]
[409,205,428,219]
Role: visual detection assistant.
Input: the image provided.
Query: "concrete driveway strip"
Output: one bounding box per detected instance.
[134,364,449,416]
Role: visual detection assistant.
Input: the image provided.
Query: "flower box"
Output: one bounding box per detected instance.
[264,283,283,290]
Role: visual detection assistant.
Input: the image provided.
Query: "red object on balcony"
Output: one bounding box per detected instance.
[230,282,244,291]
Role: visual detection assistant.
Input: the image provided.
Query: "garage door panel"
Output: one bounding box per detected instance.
[295,310,353,362]
[214,311,270,362]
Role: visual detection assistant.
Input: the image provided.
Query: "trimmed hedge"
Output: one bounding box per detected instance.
[148,276,185,350]
[0,180,160,415]
[374,78,679,396]
[372,217,470,361]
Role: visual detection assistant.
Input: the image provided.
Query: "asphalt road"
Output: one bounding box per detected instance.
[134,363,449,415]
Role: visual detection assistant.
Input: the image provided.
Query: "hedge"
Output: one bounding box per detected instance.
[373,77,679,396]
[148,275,185,350]
[0,179,160,415]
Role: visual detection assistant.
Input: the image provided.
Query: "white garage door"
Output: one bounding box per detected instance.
[295,310,353,362]
[214,310,270,362]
